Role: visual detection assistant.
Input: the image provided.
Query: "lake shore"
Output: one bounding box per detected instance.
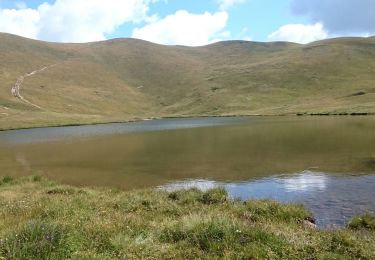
[0,114,260,132]
[1,112,375,132]
[0,175,374,259]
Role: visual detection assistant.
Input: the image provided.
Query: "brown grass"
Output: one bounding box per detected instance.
[1,33,375,130]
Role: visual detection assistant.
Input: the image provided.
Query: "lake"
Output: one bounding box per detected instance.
[1,116,374,227]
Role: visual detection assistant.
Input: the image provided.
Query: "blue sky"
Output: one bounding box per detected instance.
[0,0,374,45]
[127,0,308,42]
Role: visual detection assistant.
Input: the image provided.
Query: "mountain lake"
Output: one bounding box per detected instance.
[1,116,374,227]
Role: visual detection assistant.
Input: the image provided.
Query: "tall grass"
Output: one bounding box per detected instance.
[0,176,374,259]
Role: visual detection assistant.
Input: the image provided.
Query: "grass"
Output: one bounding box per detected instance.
[1,33,375,130]
[0,176,374,259]
[349,213,375,231]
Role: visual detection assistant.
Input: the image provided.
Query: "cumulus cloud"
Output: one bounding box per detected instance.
[38,0,157,42]
[267,23,328,44]
[217,0,247,10]
[0,0,157,42]
[291,0,375,35]
[0,8,39,38]
[132,10,229,46]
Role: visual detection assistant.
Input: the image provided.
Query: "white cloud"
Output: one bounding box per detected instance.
[217,0,247,10]
[132,10,229,46]
[0,8,39,39]
[37,0,156,42]
[0,0,157,42]
[267,23,328,44]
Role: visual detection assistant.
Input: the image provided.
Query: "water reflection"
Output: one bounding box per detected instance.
[280,172,328,192]
[0,117,248,145]
[1,116,374,227]
[161,171,375,228]
[162,179,218,191]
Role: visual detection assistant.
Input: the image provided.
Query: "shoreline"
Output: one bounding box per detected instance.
[1,112,374,132]
[0,175,374,258]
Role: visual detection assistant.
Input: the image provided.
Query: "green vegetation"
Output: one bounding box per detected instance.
[1,33,375,130]
[349,213,375,231]
[0,176,374,259]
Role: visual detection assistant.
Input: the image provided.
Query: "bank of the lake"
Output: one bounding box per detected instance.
[1,176,374,259]
[1,113,374,132]
[1,114,260,132]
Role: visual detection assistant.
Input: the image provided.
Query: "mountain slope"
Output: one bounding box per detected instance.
[1,33,375,129]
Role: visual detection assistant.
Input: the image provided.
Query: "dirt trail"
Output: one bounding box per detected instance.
[10,44,97,110]
[11,65,56,109]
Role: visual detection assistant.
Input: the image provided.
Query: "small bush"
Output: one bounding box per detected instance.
[348,213,375,230]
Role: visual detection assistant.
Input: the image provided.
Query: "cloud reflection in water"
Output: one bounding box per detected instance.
[280,171,328,192]
[160,171,375,228]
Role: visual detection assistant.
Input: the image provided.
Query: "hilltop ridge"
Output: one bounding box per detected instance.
[1,33,375,130]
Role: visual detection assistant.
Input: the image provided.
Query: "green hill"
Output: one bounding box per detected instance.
[1,33,375,130]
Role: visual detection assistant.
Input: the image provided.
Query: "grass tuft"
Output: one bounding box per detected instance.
[200,187,228,205]
[0,176,14,185]
[32,175,43,182]
[244,200,311,223]
[348,213,375,230]
[160,214,289,258]
[0,220,74,260]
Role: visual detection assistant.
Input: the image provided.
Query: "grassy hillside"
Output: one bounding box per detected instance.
[1,33,375,130]
[1,176,374,259]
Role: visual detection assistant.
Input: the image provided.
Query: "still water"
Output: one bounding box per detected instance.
[0,116,374,227]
